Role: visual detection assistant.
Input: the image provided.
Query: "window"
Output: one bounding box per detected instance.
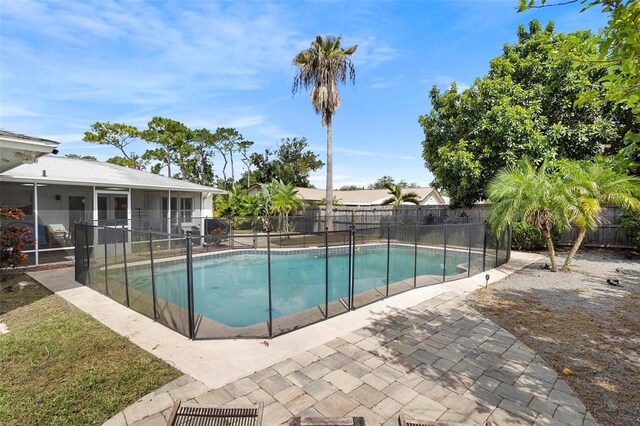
[180,197,193,222]
[161,197,177,219]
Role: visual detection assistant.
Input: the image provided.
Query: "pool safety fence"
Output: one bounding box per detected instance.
[74,221,511,339]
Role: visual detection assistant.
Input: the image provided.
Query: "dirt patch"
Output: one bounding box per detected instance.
[471,249,640,426]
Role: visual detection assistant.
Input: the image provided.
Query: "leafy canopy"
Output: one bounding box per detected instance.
[420,20,633,207]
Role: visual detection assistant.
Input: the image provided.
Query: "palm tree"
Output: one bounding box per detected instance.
[293,35,357,230]
[487,158,571,272]
[558,157,640,271]
[271,180,306,232]
[381,183,421,206]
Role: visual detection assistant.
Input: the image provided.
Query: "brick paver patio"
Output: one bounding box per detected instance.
[104,291,596,426]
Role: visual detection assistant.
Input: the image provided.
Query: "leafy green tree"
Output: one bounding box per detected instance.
[83,122,147,170]
[245,138,324,187]
[141,117,194,178]
[64,154,97,161]
[338,184,364,191]
[420,21,632,207]
[557,156,640,271]
[368,176,396,190]
[380,183,421,206]
[293,35,358,229]
[519,1,639,142]
[487,158,571,271]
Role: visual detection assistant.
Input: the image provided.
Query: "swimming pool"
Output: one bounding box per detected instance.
[128,244,472,328]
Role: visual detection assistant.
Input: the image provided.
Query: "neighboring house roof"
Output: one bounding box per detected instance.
[0,156,225,193]
[0,129,60,173]
[294,187,445,206]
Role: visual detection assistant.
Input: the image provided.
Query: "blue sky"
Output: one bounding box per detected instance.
[0,0,606,188]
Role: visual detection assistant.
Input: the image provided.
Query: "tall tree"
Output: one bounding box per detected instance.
[141,117,193,178]
[83,122,147,170]
[487,158,571,271]
[245,137,324,187]
[420,21,633,207]
[293,35,358,229]
[380,183,421,206]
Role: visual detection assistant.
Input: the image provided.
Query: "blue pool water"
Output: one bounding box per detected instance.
[129,245,470,327]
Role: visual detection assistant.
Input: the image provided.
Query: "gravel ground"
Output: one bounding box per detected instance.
[470,249,640,426]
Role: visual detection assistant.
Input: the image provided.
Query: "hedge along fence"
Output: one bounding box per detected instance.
[301,205,636,249]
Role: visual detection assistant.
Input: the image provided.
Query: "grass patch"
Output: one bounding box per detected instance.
[0,274,52,315]
[0,275,181,425]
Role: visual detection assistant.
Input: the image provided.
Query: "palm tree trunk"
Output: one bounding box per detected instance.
[325,115,334,231]
[542,228,557,272]
[562,228,586,272]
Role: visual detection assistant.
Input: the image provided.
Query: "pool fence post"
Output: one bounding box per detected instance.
[442,223,448,283]
[467,223,472,277]
[350,226,356,310]
[413,222,418,288]
[186,231,195,340]
[123,227,130,307]
[386,223,390,297]
[347,227,352,311]
[482,222,488,271]
[149,228,157,321]
[104,225,109,296]
[325,227,329,319]
[84,221,91,284]
[267,231,273,337]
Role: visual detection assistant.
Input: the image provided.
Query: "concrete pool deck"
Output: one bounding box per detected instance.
[30,251,595,425]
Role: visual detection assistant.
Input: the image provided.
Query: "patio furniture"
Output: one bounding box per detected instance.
[289,417,365,426]
[46,224,71,248]
[167,401,263,425]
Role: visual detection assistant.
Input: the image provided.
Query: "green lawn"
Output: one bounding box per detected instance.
[0,274,181,425]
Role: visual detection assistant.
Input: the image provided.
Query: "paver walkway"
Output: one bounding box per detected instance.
[104,292,596,426]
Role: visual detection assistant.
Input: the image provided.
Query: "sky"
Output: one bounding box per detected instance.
[0,0,607,189]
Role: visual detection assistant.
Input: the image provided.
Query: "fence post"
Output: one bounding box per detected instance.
[149,228,157,321]
[104,225,109,296]
[413,222,418,288]
[350,226,356,310]
[386,222,390,297]
[482,222,488,271]
[467,223,472,277]
[495,232,499,268]
[186,231,195,339]
[507,224,512,262]
[267,231,273,337]
[122,227,130,307]
[325,227,329,319]
[84,222,91,284]
[347,227,352,311]
[442,223,448,282]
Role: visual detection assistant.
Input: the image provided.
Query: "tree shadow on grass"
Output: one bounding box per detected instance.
[0,273,53,316]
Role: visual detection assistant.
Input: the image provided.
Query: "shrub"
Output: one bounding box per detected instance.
[0,207,34,280]
[620,208,640,251]
[511,221,547,251]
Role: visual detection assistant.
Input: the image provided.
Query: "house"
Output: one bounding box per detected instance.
[0,129,60,173]
[291,187,446,206]
[0,155,224,265]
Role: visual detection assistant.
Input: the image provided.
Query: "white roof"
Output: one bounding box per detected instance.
[0,129,60,173]
[0,156,224,193]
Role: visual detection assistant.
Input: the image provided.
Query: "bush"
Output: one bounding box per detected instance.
[0,207,34,280]
[511,221,547,251]
[620,208,640,251]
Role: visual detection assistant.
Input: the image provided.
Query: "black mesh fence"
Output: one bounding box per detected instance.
[74,221,510,339]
